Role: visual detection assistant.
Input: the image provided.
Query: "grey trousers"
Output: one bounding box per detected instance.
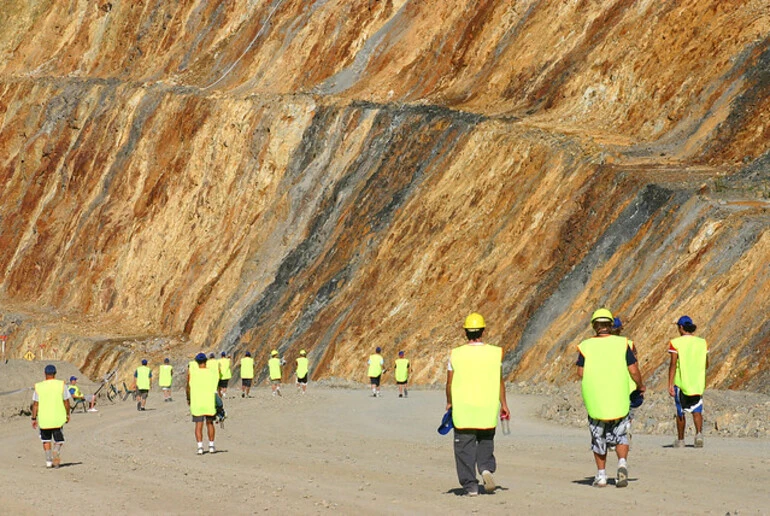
[453,428,496,491]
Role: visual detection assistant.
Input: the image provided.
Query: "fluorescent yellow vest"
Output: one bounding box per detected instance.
[671,335,708,395]
[35,379,67,430]
[240,357,254,379]
[368,354,383,377]
[69,384,83,398]
[395,358,409,382]
[189,366,217,416]
[296,357,309,378]
[188,360,198,371]
[269,357,282,380]
[159,364,173,387]
[219,358,232,380]
[136,365,151,390]
[450,344,502,430]
[578,335,630,420]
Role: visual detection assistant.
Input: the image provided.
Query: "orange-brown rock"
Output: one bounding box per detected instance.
[0,1,768,390]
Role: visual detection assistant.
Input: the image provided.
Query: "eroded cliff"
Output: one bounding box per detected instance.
[0,1,768,390]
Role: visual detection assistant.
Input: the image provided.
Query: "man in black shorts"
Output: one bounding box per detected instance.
[31,364,71,468]
[187,353,219,455]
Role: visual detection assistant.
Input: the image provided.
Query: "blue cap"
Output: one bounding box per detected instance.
[164,358,170,363]
[209,353,215,359]
[245,351,251,357]
[398,351,405,357]
[375,347,381,353]
[195,353,207,362]
[221,351,226,357]
[437,409,453,435]
[141,359,148,365]
[613,317,622,329]
[676,315,693,326]
[69,376,77,382]
[630,389,645,408]
[44,364,56,375]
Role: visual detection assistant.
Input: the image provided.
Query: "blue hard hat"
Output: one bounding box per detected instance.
[437,409,454,435]
[195,353,207,363]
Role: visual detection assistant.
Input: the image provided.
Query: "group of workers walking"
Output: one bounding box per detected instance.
[29,309,708,498]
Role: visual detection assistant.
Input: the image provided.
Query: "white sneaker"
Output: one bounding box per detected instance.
[87,408,98,412]
[592,474,608,487]
[197,448,204,455]
[694,434,704,448]
[481,470,496,493]
[616,466,628,488]
[673,439,685,448]
[208,446,216,454]
[45,461,53,469]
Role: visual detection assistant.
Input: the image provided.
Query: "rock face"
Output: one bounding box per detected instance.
[0,1,768,389]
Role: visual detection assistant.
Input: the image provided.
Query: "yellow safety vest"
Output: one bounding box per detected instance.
[450,344,502,430]
[578,335,630,420]
[368,354,383,377]
[671,335,708,395]
[240,357,254,379]
[395,358,410,382]
[296,357,309,378]
[268,357,282,381]
[189,366,218,417]
[188,360,199,371]
[135,366,151,390]
[159,364,173,387]
[69,384,83,398]
[35,379,67,430]
[219,358,232,380]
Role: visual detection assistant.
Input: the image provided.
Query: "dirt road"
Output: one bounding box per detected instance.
[1,385,767,515]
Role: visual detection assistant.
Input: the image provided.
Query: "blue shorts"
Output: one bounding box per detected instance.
[674,386,703,417]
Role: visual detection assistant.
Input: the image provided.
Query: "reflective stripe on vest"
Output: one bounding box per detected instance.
[450,344,502,429]
[136,366,151,390]
[671,335,708,395]
[296,357,309,378]
[578,335,630,420]
[368,354,383,377]
[35,379,67,430]
[269,357,281,380]
[219,358,232,380]
[159,365,173,387]
[189,366,217,417]
[395,359,409,382]
[240,357,254,379]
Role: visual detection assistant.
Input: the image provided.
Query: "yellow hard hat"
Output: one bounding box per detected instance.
[463,312,486,329]
[271,349,278,356]
[299,349,306,356]
[591,308,614,322]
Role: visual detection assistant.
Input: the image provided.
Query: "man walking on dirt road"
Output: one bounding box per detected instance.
[668,315,709,448]
[133,359,152,411]
[577,308,645,488]
[31,364,71,468]
[187,353,219,455]
[240,351,254,398]
[367,347,385,397]
[445,313,510,496]
[159,358,173,403]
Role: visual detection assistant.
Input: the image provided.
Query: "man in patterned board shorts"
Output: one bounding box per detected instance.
[577,308,645,488]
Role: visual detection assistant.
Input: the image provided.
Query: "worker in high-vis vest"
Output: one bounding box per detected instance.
[394,351,410,398]
[610,317,643,440]
[295,350,309,394]
[577,308,645,488]
[445,313,510,496]
[159,358,174,403]
[68,376,98,412]
[668,315,709,449]
[31,364,71,468]
[186,353,219,455]
[367,347,385,397]
[218,351,232,398]
[240,351,254,398]
[133,359,152,411]
[268,350,284,397]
